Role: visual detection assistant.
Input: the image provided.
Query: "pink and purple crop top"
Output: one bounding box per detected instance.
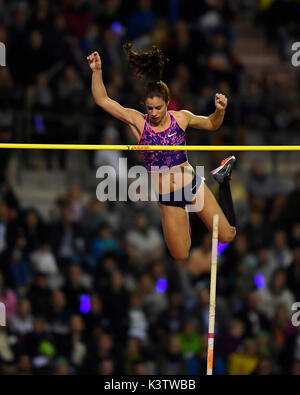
[138,111,188,172]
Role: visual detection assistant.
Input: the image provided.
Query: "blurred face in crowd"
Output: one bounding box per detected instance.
[202,233,212,251]
[110,270,123,291]
[213,32,226,49]
[169,79,182,100]
[271,270,287,293]
[106,0,120,14]
[218,80,231,96]
[37,73,48,87]
[134,362,147,375]
[91,295,102,312]
[90,199,107,213]
[130,292,142,309]
[249,210,263,225]
[295,172,300,191]
[69,265,82,285]
[103,256,117,271]
[138,274,153,293]
[17,355,31,374]
[65,66,77,83]
[52,290,66,311]
[33,318,46,333]
[74,0,85,6]
[273,303,289,326]
[61,205,72,223]
[293,247,300,264]
[175,63,190,86]
[70,315,84,333]
[245,291,258,311]
[16,235,27,249]
[168,293,182,310]
[103,27,115,45]
[292,223,300,239]
[30,30,43,49]
[292,361,300,375]
[136,214,148,231]
[38,0,48,8]
[0,272,4,290]
[234,234,248,254]
[18,299,31,317]
[35,275,47,289]
[251,196,265,211]
[139,0,151,11]
[257,247,268,265]
[256,357,273,375]
[243,339,257,356]
[151,261,165,278]
[54,13,65,30]
[99,226,112,239]
[14,10,26,26]
[251,163,265,179]
[145,96,168,126]
[174,20,189,46]
[25,210,38,229]
[1,363,17,375]
[229,320,245,339]
[126,337,139,355]
[68,185,80,202]
[55,359,69,375]
[97,333,112,354]
[197,288,210,307]
[167,335,180,354]
[151,20,168,47]
[0,25,7,44]
[99,359,114,375]
[273,231,286,250]
[0,201,7,220]
[183,321,196,337]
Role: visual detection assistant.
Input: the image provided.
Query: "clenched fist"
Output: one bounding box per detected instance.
[87,51,102,72]
[215,93,227,111]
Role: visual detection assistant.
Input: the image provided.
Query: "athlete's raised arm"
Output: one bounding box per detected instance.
[87,51,144,127]
[181,93,228,131]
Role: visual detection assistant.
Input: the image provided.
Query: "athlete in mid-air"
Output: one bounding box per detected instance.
[87,44,236,260]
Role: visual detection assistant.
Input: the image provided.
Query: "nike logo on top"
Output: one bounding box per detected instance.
[168,133,176,137]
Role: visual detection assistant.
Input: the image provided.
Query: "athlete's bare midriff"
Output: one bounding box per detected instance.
[151,161,195,195]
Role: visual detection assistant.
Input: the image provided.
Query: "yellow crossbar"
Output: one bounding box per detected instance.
[0,144,299,151]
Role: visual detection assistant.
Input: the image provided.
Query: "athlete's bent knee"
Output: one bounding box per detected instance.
[172,250,189,261]
[219,226,236,244]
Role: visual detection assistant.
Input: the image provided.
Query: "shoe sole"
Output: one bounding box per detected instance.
[211,156,236,175]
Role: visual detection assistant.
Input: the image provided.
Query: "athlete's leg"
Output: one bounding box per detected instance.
[194,182,236,244]
[211,156,236,227]
[158,202,191,261]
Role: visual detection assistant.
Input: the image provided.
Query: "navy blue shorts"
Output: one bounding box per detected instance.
[157,171,203,208]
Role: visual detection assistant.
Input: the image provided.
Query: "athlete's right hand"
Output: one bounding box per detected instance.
[87,51,102,72]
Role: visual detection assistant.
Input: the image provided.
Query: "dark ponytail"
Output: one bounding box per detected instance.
[124,43,170,104]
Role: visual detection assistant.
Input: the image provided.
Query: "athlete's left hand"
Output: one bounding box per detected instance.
[215,93,227,111]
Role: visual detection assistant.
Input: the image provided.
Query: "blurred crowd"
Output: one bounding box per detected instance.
[0,0,299,169]
[0,162,299,375]
[255,0,300,61]
[0,0,299,376]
